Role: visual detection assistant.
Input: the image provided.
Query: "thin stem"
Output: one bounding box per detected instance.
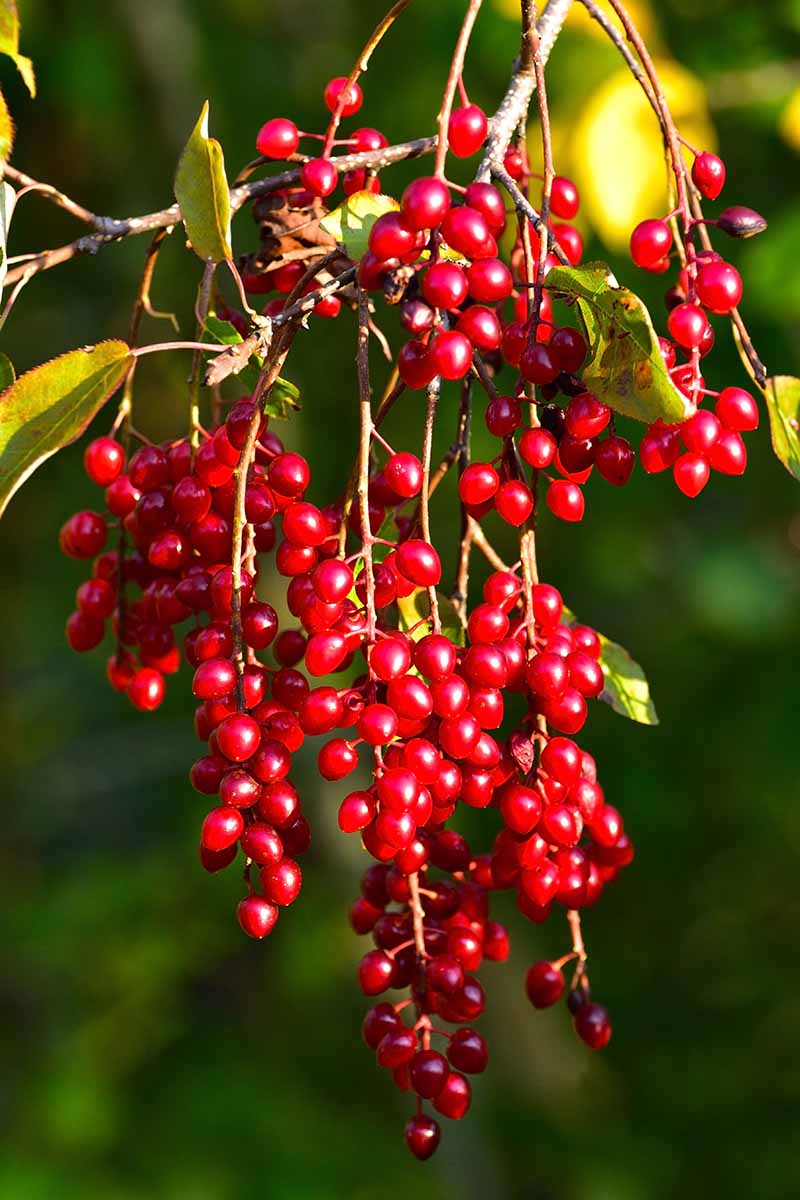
[356,289,378,649]
[434,0,484,177]
[321,0,413,157]
[420,376,441,633]
[189,260,216,449]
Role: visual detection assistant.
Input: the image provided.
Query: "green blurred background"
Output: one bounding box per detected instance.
[2,1,800,1197]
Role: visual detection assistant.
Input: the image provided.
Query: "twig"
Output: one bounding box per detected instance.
[434,0,485,177]
[420,376,441,634]
[322,0,414,157]
[356,289,378,648]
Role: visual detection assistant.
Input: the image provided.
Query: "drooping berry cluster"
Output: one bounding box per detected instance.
[53,0,776,1158]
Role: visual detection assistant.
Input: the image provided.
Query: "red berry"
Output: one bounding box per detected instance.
[691,151,725,200]
[695,261,742,314]
[256,117,299,159]
[84,436,124,485]
[404,1114,441,1161]
[401,177,451,231]
[300,158,338,198]
[448,104,487,157]
[546,479,584,522]
[630,219,672,269]
[715,386,758,432]
[323,75,363,117]
[525,961,565,1008]
[574,1001,612,1049]
[673,452,710,497]
[595,435,635,486]
[237,894,278,938]
[550,175,579,220]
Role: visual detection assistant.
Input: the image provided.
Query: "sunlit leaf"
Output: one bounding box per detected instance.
[0,351,15,390]
[397,588,465,647]
[0,178,16,291]
[320,190,399,260]
[562,606,657,725]
[0,341,131,517]
[567,62,714,252]
[546,262,691,424]
[202,315,299,418]
[759,375,800,481]
[174,101,232,263]
[596,632,658,725]
[0,87,13,160]
[0,1,35,95]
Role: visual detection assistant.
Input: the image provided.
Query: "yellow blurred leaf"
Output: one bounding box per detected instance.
[0,87,13,160]
[779,86,800,153]
[560,62,715,252]
[491,0,658,44]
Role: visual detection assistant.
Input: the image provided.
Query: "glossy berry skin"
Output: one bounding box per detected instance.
[358,949,395,995]
[709,430,746,475]
[448,104,487,157]
[84,437,124,485]
[546,480,584,523]
[692,151,725,200]
[448,1028,487,1073]
[459,462,498,506]
[127,668,165,711]
[409,1049,449,1098]
[640,422,682,474]
[323,75,363,116]
[595,436,635,487]
[715,387,758,432]
[630,219,672,269]
[551,175,579,220]
[673,452,710,497]
[422,262,468,310]
[300,158,338,198]
[395,539,441,586]
[430,330,473,380]
[401,176,451,231]
[405,1115,441,1161]
[525,961,565,1008]
[260,858,302,905]
[216,714,261,762]
[237,894,278,939]
[520,427,557,469]
[256,118,299,159]
[667,303,709,350]
[695,261,742,314]
[574,1001,612,1049]
[566,393,610,440]
[434,1072,471,1120]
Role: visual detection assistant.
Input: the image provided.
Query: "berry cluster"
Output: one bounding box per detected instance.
[60,407,313,930]
[53,12,773,1161]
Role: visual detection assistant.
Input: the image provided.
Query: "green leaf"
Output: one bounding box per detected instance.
[759,376,800,481]
[596,631,658,725]
[0,351,15,390]
[397,588,465,647]
[545,262,691,424]
[561,606,657,725]
[320,190,399,260]
[203,314,299,418]
[0,87,13,160]
[0,2,35,95]
[174,101,231,263]
[266,376,300,420]
[0,341,131,518]
[0,178,16,292]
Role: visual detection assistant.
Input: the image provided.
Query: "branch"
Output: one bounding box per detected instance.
[475,0,574,181]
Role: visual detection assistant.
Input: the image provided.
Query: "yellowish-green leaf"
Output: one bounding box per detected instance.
[0,341,131,518]
[546,262,691,425]
[566,61,713,253]
[562,605,657,725]
[759,375,800,481]
[202,314,299,417]
[0,87,13,160]
[0,178,16,292]
[174,101,231,263]
[0,2,35,95]
[320,190,399,260]
[597,632,658,725]
[0,351,14,390]
[397,587,465,647]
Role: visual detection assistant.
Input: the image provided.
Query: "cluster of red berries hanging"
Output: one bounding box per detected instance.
[52,7,774,1159]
